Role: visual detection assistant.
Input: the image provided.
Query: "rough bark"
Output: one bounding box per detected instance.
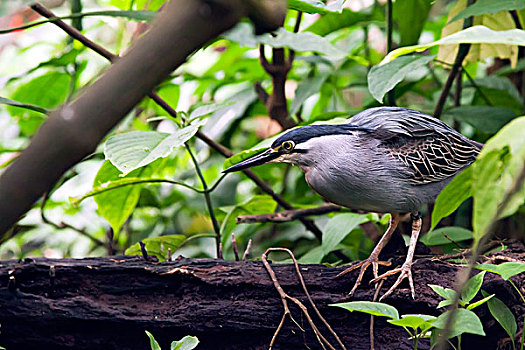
[0,242,524,350]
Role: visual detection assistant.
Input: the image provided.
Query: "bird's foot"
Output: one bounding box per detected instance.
[336,256,392,296]
[370,262,415,301]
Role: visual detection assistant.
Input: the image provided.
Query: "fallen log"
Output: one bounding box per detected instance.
[0,242,524,350]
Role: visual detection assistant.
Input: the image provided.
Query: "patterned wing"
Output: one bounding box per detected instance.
[383,133,482,184]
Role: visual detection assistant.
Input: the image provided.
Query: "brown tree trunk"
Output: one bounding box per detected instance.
[0,242,524,350]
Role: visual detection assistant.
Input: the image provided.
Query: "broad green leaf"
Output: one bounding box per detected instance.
[145,331,161,350]
[443,106,516,134]
[420,227,473,246]
[471,117,525,240]
[259,28,346,59]
[322,213,369,255]
[287,0,344,14]
[393,0,433,46]
[466,294,494,310]
[7,72,71,135]
[225,24,346,58]
[305,9,369,36]
[171,335,200,350]
[431,167,473,231]
[429,284,457,302]
[482,290,517,340]
[125,234,212,261]
[298,246,325,264]
[94,161,144,234]
[223,148,267,170]
[331,301,399,319]
[152,84,180,117]
[189,101,234,120]
[368,55,434,103]
[388,314,436,330]
[475,262,525,280]
[0,96,49,114]
[450,0,525,24]
[461,272,485,305]
[433,308,486,338]
[382,26,525,63]
[105,121,204,175]
[290,73,329,116]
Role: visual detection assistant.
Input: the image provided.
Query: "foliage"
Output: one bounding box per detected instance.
[145,331,199,350]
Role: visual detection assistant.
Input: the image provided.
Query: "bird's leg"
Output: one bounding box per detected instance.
[336,213,400,295]
[371,212,422,301]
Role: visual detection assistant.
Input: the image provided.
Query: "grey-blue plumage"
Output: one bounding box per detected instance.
[224,106,483,299]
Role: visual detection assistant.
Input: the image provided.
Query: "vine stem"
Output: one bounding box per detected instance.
[185,143,222,259]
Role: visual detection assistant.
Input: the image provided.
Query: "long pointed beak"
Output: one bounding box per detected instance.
[223,148,280,173]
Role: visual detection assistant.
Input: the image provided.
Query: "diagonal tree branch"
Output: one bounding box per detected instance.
[0,0,287,234]
[12,2,326,243]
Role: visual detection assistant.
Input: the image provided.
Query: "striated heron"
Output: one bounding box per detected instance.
[224,107,482,300]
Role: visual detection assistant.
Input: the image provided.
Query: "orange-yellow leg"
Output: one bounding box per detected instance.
[336,213,400,295]
[371,214,422,301]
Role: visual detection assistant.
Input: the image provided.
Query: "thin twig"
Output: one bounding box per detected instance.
[262,247,346,350]
[385,0,395,106]
[31,3,326,244]
[242,239,253,261]
[232,233,240,261]
[237,204,342,224]
[370,280,385,350]
[185,144,222,259]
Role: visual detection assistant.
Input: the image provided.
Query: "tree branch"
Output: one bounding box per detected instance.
[0,0,287,234]
[237,204,342,224]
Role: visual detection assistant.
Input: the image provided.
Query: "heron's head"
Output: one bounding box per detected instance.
[223,124,367,173]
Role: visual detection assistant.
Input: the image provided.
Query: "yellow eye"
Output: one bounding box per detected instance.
[282,140,295,152]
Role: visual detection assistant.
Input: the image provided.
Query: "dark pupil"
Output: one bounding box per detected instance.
[283,142,292,150]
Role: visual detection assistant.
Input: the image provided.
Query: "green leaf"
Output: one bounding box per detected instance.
[145,331,161,350]
[171,335,200,350]
[105,121,204,175]
[475,262,525,280]
[433,308,486,338]
[466,293,494,310]
[305,9,369,36]
[461,271,485,305]
[0,96,49,114]
[94,161,153,234]
[322,213,370,255]
[287,0,344,14]
[367,55,434,103]
[393,0,433,46]
[8,72,71,135]
[443,106,516,134]
[420,227,473,246]
[298,246,325,264]
[383,26,525,63]
[331,301,399,319]
[126,234,212,261]
[482,290,517,340]
[388,314,436,330]
[431,167,473,230]
[225,24,346,58]
[450,0,525,24]
[429,284,457,302]
[189,102,234,120]
[290,73,329,116]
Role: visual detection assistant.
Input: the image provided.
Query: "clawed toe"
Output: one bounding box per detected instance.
[370,263,415,301]
[336,257,392,295]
